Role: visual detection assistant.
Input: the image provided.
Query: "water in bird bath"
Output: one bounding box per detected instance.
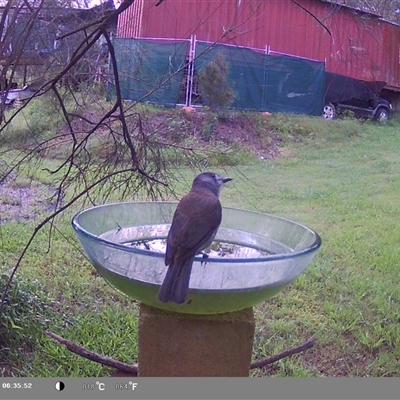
[99,224,294,259]
[125,238,274,258]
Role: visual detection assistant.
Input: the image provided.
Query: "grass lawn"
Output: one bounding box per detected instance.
[1,111,400,377]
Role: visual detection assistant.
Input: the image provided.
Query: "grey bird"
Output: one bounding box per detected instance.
[157,172,232,304]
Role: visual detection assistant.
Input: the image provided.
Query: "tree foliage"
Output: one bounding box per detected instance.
[329,0,400,23]
[197,54,236,110]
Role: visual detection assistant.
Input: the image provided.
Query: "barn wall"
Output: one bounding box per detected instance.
[117,0,400,91]
[314,4,396,87]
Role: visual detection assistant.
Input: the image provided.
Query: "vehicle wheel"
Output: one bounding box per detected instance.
[374,107,389,122]
[323,103,336,120]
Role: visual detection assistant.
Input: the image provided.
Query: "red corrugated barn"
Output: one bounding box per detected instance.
[117,0,400,107]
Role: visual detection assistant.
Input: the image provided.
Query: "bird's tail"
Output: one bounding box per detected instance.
[157,256,195,304]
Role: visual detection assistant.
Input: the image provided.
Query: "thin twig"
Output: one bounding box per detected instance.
[45,330,138,375]
[291,0,331,35]
[250,338,316,370]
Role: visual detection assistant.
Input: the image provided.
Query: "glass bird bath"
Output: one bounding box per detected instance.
[72,202,321,315]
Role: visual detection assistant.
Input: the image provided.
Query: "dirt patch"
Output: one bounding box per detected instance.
[300,344,371,376]
[0,175,58,222]
[145,110,283,160]
[299,333,395,377]
[54,107,285,162]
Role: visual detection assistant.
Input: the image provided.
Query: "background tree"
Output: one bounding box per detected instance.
[0,0,202,318]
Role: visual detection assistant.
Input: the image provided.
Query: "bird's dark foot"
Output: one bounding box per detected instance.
[187,297,194,304]
[201,253,209,266]
[141,240,150,250]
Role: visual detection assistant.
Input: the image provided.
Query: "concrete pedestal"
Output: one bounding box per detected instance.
[137,304,255,377]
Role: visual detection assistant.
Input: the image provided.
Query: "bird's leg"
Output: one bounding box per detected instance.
[201,252,209,266]
[141,240,151,250]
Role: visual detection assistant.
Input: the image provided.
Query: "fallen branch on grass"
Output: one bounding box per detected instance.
[250,337,316,369]
[45,330,315,375]
[45,330,138,375]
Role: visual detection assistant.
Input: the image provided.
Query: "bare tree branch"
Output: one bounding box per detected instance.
[45,330,139,375]
[291,0,332,35]
[45,330,315,376]
[250,338,316,370]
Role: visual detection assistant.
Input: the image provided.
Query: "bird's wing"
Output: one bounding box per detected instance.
[165,190,222,266]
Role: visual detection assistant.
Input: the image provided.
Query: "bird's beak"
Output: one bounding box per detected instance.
[222,177,233,184]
